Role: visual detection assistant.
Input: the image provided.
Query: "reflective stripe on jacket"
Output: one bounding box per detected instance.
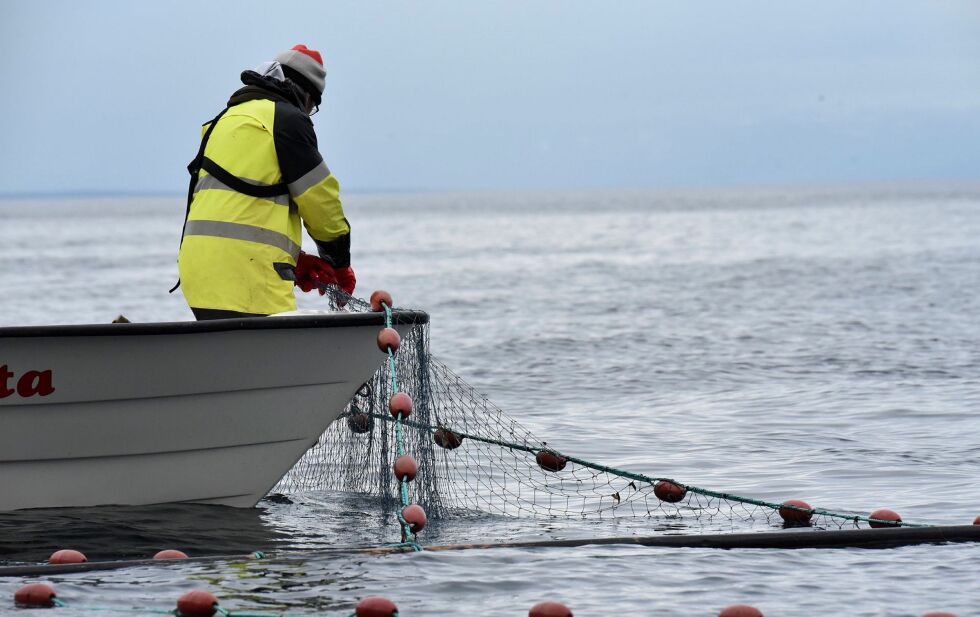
[177,73,350,315]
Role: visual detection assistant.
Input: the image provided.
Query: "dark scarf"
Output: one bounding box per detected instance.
[227,70,308,110]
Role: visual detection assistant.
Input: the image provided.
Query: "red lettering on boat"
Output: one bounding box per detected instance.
[0,366,55,398]
[0,365,13,397]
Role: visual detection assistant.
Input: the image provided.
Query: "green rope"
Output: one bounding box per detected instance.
[347,409,929,529]
[47,603,353,617]
[383,303,420,547]
[44,601,172,614]
[48,598,357,617]
[400,477,410,506]
[394,411,406,459]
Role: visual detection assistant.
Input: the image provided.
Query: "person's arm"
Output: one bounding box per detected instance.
[273,104,350,267]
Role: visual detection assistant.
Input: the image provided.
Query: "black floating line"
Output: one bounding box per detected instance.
[422,524,980,551]
[2,525,977,577]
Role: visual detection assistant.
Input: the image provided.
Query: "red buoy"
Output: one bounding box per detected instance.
[719,605,764,617]
[49,548,87,564]
[355,596,398,617]
[176,590,219,617]
[529,601,573,617]
[377,328,401,353]
[921,612,957,617]
[394,455,418,481]
[433,427,463,450]
[973,515,980,525]
[778,499,813,525]
[402,504,427,533]
[388,392,413,418]
[868,508,902,528]
[370,290,393,312]
[14,583,57,608]
[536,450,567,472]
[654,480,687,503]
[154,549,189,560]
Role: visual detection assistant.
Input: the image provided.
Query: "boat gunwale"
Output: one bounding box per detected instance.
[0,310,429,338]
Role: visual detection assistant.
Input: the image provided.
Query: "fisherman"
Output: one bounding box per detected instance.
[175,44,354,320]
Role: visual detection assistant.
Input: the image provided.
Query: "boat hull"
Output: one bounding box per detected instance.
[0,312,426,510]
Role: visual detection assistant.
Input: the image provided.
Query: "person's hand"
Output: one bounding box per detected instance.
[335,266,356,296]
[294,252,337,295]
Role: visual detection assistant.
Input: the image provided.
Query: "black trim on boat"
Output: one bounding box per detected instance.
[0,311,429,339]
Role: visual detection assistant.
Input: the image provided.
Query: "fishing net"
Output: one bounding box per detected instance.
[272,293,925,538]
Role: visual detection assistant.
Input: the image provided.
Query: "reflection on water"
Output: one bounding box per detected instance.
[0,503,289,563]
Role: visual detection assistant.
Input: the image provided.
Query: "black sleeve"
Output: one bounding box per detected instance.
[314,232,351,268]
[272,102,323,183]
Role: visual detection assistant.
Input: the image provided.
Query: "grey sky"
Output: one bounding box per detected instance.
[1,1,978,194]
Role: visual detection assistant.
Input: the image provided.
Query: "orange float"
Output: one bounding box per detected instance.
[376,328,401,353]
[778,499,813,525]
[347,412,373,434]
[369,290,393,312]
[49,549,87,564]
[355,596,398,617]
[868,508,902,528]
[176,590,219,617]
[388,392,413,418]
[394,455,418,481]
[654,480,687,503]
[14,583,57,608]
[434,427,463,449]
[529,601,573,617]
[402,504,427,533]
[536,450,567,472]
[718,605,764,617]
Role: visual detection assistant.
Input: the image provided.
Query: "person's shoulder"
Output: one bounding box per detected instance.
[274,101,313,132]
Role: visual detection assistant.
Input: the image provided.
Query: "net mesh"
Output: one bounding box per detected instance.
[273,294,921,536]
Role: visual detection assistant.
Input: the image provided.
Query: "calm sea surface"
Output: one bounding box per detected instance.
[1,186,979,615]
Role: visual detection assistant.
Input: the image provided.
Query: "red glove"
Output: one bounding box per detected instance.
[294,252,337,295]
[335,266,356,296]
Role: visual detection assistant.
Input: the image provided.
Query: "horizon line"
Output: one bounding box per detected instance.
[1,178,979,201]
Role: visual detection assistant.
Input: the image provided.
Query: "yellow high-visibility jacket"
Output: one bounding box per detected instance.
[177,71,350,315]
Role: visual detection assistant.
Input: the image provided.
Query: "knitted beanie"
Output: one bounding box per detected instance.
[275,44,326,104]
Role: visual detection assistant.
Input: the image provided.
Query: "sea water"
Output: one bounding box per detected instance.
[0,185,978,615]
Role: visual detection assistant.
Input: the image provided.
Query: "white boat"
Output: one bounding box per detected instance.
[0,310,426,511]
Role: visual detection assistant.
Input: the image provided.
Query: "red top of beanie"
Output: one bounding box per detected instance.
[291,44,323,66]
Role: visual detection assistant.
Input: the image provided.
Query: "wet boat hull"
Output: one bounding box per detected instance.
[0,312,426,510]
